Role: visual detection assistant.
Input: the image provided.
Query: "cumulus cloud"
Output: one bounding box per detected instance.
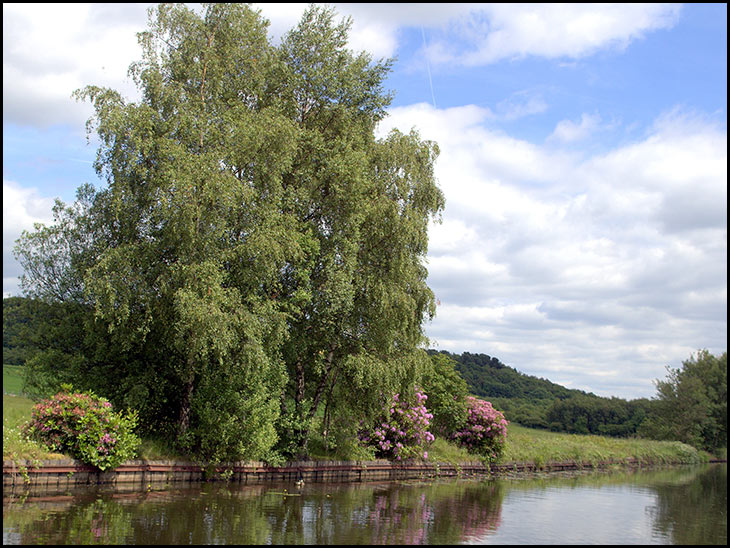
[3,3,147,128]
[378,103,726,398]
[3,181,55,297]
[3,3,682,128]
[549,113,603,143]
[425,3,682,66]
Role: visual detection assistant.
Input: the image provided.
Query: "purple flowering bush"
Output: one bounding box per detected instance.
[359,389,435,460]
[23,387,140,471]
[450,396,508,462]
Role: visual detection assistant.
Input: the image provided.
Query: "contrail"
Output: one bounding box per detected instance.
[421,26,436,108]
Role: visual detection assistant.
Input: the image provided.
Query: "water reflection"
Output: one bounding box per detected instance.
[646,464,727,545]
[3,464,726,545]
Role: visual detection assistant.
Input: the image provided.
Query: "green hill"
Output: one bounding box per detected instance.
[429,350,653,436]
[435,350,589,401]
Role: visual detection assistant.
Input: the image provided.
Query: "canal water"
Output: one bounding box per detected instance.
[3,463,726,544]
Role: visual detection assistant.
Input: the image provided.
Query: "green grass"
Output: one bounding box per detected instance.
[3,364,25,395]
[3,393,67,462]
[502,423,708,466]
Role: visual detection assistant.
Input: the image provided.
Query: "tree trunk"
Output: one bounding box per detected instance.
[177,363,195,439]
[293,359,308,459]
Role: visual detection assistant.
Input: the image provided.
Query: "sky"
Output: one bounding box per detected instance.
[3,3,727,400]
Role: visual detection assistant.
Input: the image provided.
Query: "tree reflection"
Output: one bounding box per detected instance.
[3,479,505,545]
[646,464,727,545]
[4,466,726,545]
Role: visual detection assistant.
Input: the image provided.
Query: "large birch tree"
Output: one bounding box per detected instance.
[15,3,444,461]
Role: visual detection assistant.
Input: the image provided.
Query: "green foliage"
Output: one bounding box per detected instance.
[421,353,469,436]
[437,350,653,438]
[23,386,140,470]
[273,5,444,455]
[3,297,91,397]
[640,350,727,452]
[438,350,583,402]
[3,297,32,366]
[546,395,652,437]
[12,186,100,305]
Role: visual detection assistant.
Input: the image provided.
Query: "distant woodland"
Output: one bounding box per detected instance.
[428,350,653,437]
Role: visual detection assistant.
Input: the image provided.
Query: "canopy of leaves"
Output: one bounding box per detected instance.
[639,350,727,452]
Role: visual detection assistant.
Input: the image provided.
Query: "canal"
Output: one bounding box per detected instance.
[3,463,726,544]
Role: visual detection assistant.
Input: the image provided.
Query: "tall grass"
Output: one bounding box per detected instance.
[502,423,707,466]
[3,364,25,395]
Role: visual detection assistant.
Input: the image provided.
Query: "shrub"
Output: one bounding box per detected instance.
[422,353,470,436]
[23,386,140,470]
[359,389,435,460]
[451,396,508,462]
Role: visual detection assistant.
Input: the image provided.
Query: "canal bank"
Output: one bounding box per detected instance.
[6,456,723,490]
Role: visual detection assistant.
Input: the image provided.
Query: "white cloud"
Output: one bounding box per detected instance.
[3,180,56,296]
[580,109,727,235]
[426,3,682,66]
[2,2,421,128]
[3,3,147,127]
[378,102,726,398]
[549,113,603,143]
[4,4,682,128]
[496,91,548,121]
[254,3,309,42]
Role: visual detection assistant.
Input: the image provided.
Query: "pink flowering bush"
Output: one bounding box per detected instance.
[23,386,140,471]
[359,389,435,460]
[450,396,508,462]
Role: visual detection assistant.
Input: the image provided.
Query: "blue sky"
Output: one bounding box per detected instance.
[3,3,727,400]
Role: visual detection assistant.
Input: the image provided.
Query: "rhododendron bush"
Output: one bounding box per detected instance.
[359,389,435,460]
[451,396,508,461]
[23,387,140,471]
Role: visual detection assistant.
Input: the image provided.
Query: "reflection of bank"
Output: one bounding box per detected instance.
[4,466,723,545]
[4,458,486,490]
[361,480,505,544]
[2,477,507,545]
[647,464,727,546]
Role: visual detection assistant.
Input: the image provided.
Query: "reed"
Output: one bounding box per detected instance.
[502,423,708,466]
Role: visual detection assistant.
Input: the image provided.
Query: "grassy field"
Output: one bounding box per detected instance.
[3,364,25,395]
[3,393,68,463]
[502,423,707,466]
[3,373,709,467]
